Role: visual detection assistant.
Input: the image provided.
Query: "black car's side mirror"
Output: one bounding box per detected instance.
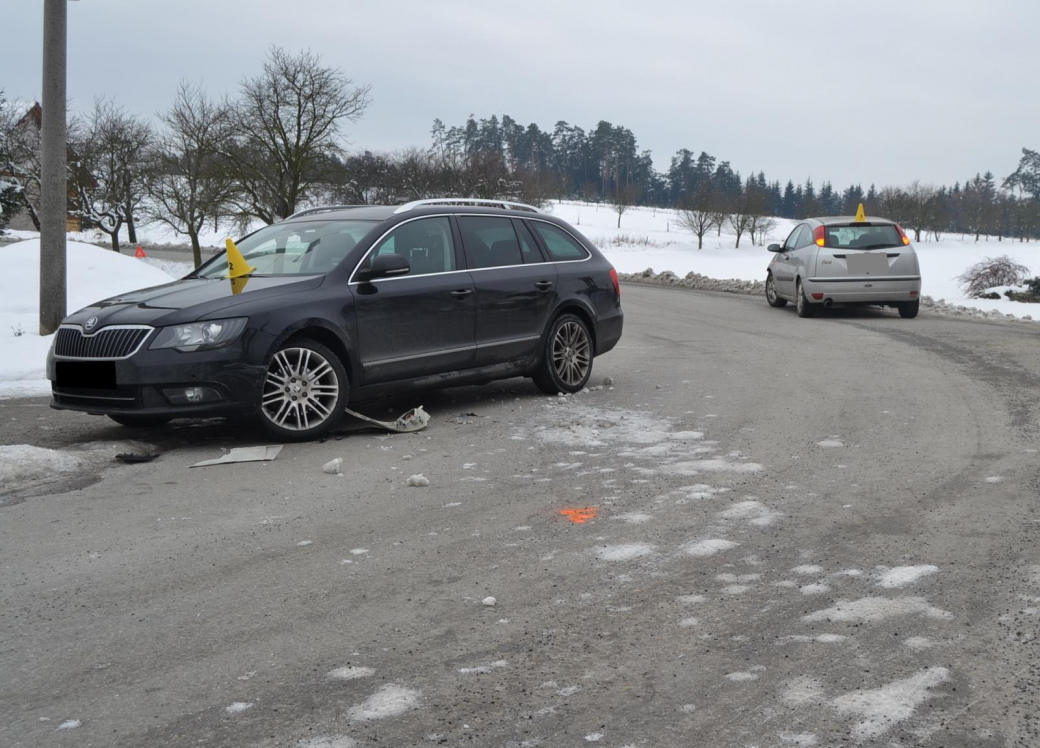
[358,254,411,282]
[767,243,783,253]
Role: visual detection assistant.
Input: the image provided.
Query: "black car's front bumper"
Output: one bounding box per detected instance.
[48,341,269,419]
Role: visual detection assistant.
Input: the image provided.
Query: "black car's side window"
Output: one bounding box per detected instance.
[530,222,590,262]
[362,217,457,277]
[512,219,545,264]
[457,216,526,269]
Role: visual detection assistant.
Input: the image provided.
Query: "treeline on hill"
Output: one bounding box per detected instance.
[2,48,1039,266]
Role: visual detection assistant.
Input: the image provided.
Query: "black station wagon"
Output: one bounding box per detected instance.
[47,199,624,440]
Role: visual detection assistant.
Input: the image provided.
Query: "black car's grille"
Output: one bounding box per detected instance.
[55,326,151,359]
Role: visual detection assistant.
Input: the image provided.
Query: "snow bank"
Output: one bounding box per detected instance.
[0,444,83,487]
[0,239,177,399]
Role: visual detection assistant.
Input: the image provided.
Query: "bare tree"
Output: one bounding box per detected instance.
[676,185,716,249]
[902,180,936,242]
[727,192,753,248]
[147,82,231,267]
[956,255,1030,297]
[75,99,153,251]
[221,47,371,224]
[613,183,639,228]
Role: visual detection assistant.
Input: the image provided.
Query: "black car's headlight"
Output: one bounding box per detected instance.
[150,318,248,352]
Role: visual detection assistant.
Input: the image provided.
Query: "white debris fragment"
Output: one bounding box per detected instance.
[56,719,82,730]
[296,540,313,547]
[225,702,254,714]
[803,596,952,623]
[682,538,739,557]
[584,733,604,742]
[458,659,508,674]
[347,684,421,721]
[791,564,824,575]
[322,458,343,475]
[800,583,831,595]
[875,565,938,588]
[725,671,759,682]
[592,543,656,561]
[406,474,430,487]
[829,667,949,741]
[327,666,375,680]
[482,596,497,606]
[816,439,844,448]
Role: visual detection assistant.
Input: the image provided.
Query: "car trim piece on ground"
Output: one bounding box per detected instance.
[54,324,156,360]
[346,213,592,285]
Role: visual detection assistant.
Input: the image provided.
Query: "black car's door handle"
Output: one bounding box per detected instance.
[534,280,554,290]
[449,289,473,299]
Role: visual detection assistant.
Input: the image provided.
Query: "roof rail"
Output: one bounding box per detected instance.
[285,205,365,220]
[393,198,541,215]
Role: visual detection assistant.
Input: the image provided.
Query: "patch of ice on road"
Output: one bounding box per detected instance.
[592,543,655,561]
[833,569,864,577]
[815,634,847,643]
[514,525,532,531]
[459,659,508,674]
[718,500,782,526]
[0,444,82,489]
[56,719,81,730]
[816,439,844,448]
[557,685,582,696]
[683,539,739,557]
[903,636,935,650]
[226,702,253,714]
[717,573,761,583]
[778,733,818,746]
[678,617,700,627]
[663,459,763,475]
[296,540,313,546]
[829,668,949,741]
[985,476,1003,483]
[444,502,462,507]
[679,703,697,713]
[347,684,421,722]
[322,458,343,474]
[803,597,952,623]
[297,736,357,748]
[773,580,798,588]
[350,548,369,555]
[791,564,824,575]
[782,676,827,706]
[677,594,707,604]
[721,585,750,595]
[584,733,604,742]
[673,484,728,502]
[613,511,653,524]
[406,474,430,487]
[463,463,478,469]
[876,565,938,588]
[725,670,760,682]
[327,666,375,680]
[801,583,831,595]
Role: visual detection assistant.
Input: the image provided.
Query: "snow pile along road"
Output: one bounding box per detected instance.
[0,239,177,399]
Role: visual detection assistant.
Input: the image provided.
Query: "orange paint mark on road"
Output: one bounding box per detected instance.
[559,507,598,524]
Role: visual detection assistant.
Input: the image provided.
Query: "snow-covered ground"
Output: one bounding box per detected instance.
[543,201,1040,320]
[0,240,179,399]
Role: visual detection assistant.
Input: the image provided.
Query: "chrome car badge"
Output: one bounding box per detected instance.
[85,316,98,332]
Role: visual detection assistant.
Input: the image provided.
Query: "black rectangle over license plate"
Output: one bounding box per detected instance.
[56,361,117,389]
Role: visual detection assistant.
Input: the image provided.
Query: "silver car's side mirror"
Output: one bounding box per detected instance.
[767,243,782,253]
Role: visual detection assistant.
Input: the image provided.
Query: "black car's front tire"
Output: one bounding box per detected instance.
[258,339,348,442]
[533,314,594,395]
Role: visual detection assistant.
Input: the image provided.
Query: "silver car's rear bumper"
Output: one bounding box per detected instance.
[802,275,922,304]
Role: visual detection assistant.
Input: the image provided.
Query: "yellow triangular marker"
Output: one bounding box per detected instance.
[224,238,256,279]
[855,203,866,222]
[229,276,250,295]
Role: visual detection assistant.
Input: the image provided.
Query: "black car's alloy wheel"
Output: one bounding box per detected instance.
[765,274,787,308]
[259,339,347,441]
[534,314,593,394]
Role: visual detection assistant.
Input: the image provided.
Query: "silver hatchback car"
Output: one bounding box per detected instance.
[764,209,922,318]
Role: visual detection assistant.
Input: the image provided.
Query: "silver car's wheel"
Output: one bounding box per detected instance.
[765,274,787,308]
[260,341,347,440]
[796,280,816,318]
[534,314,594,394]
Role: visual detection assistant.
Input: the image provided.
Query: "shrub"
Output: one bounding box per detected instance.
[1026,277,1040,295]
[978,291,1001,300]
[956,255,1031,297]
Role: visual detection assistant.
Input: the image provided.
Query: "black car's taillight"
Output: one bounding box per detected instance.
[609,267,621,298]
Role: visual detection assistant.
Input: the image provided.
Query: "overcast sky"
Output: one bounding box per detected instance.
[3,0,1036,190]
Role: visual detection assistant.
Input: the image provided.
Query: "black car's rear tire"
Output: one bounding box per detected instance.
[533,314,594,395]
[898,300,920,319]
[796,280,817,318]
[258,339,348,442]
[765,273,787,308]
[108,414,172,428]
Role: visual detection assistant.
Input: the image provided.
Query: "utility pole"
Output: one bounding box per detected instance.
[39,0,69,334]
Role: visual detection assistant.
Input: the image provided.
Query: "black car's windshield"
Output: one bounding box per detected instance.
[196,220,376,277]
[825,224,903,250]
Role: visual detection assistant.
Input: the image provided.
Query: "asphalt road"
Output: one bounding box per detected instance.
[2,285,1039,748]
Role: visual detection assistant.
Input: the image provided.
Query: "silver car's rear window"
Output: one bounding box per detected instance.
[825,225,903,250]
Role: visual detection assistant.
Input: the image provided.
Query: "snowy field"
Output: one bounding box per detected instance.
[0,240,181,399]
[543,201,1040,320]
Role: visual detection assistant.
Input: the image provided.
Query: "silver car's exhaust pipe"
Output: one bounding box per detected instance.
[824,299,833,308]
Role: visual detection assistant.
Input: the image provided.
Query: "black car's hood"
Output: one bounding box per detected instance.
[63,275,327,328]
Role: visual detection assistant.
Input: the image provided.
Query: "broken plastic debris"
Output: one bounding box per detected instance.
[189,445,282,468]
[559,507,598,524]
[482,596,497,606]
[345,406,429,433]
[406,474,430,487]
[322,457,343,475]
